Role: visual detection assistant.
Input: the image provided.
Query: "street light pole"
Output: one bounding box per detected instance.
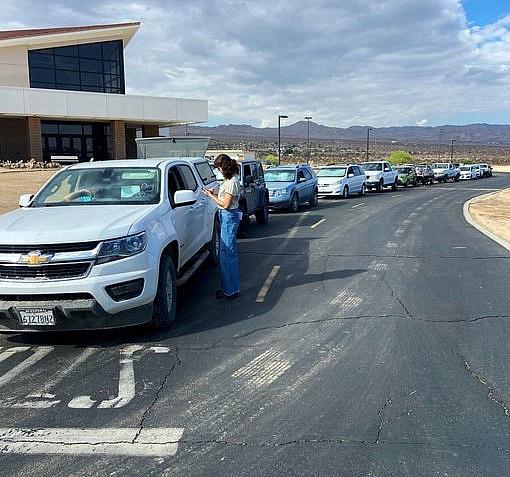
[450,139,456,162]
[366,127,373,161]
[305,116,312,163]
[278,114,288,165]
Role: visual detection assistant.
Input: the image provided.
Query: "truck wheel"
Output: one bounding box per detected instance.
[454,174,460,182]
[151,254,177,329]
[377,180,384,192]
[208,217,220,265]
[309,189,319,207]
[289,193,299,213]
[391,181,397,191]
[342,186,349,199]
[255,196,269,224]
[358,184,366,197]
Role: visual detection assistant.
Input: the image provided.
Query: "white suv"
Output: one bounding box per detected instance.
[0,158,220,331]
[316,164,366,198]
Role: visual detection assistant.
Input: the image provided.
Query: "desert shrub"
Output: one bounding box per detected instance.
[388,150,413,165]
[264,154,279,166]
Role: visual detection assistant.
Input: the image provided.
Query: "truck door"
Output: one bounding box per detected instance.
[242,163,256,212]
[167,164,204,267]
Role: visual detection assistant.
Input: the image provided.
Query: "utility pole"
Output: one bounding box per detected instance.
[305,116,312,163]
[366,127,373,161]
[278,114,288,165]
[450,139,456,162]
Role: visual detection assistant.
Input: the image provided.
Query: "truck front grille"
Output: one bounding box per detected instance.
[0,241,100,254]
[0,262,92,281]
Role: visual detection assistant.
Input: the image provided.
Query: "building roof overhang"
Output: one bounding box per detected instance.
[0,22,140,49]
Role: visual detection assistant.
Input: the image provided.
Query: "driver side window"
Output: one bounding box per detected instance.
[297,170,306,181]
[168,166,186,207]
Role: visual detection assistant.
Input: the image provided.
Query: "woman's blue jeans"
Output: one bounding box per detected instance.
[219,209,241,296]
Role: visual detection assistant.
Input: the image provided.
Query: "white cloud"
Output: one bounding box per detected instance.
[1,0,509,127]
[416,119,429,127]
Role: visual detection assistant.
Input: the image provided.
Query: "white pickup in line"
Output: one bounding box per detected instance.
[0,428,185,456]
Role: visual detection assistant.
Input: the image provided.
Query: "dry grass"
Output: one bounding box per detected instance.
[469,189,510,245]
[0,169,58,215]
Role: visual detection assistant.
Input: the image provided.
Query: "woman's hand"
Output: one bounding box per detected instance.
[202,187,217,198]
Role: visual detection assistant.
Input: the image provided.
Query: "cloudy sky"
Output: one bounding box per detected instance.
[1,0,509,127]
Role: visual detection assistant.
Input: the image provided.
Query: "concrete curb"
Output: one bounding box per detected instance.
[463,190,510,252]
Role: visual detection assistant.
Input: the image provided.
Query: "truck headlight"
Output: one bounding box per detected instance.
[97,232,147,264]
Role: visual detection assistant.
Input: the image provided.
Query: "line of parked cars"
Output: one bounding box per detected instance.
[0,142,494,332]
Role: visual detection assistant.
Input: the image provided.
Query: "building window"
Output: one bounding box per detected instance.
[28,40,125,94]
[41,121,112,162]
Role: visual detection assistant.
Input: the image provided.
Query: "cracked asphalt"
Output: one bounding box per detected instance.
[0,174,509,476]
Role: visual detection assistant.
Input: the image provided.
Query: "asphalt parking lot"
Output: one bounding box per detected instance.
[0,174,509,476]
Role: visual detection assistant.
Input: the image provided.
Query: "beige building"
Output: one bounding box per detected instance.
[0,22,207,162]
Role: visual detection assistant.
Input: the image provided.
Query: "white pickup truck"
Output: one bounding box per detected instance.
[0,156,220,331]
[361,161,398,192]
[431,162,460,183]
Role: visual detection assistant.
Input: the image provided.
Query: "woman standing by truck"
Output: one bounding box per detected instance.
[203,154,241,299]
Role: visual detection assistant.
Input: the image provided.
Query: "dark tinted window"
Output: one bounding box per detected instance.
[302,168,312,180]
[168,167,186,204]
[28,40,124,94]
[195,162,216,185]
[29,52,54,68]
[178,165,198,191]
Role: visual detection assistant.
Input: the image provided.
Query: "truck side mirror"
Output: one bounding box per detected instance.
[174,190,196,207]
[19,194,34,207]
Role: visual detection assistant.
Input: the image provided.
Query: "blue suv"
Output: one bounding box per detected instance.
[266,164,319,212]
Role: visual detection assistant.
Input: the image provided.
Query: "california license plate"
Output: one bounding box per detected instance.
[19,309,55,326]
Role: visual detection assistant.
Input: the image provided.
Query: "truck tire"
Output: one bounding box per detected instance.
[151,254,177,329]
[207,216,220,265]
[391,181,398,191]
[376,179,384,192]
[358,183,366,197]
[454,174,460,182]
[289,193,299,213]
[309,189,319,207]
[255,196,269,225]
[342,186,349,199]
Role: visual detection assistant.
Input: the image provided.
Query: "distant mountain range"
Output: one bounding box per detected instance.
[164,121,510,145]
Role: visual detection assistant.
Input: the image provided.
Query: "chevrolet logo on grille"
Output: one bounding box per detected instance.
[19,251,53,265]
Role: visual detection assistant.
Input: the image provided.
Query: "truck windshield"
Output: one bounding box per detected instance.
[264,170,296,182]
[361,163,382,171]
[316,167,347,177]
[460,166,471,171]
[31,167,161,207]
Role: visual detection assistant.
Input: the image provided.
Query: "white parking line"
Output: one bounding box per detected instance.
[232,349,291,387]
[0,428,185,456]
[310,218,326,229]
[352,203,365,208]
[330,290,363,310]
[0,347,53,387]
[256,266,281,303]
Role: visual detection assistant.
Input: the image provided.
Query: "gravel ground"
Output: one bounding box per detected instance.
[469,187,510,245]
